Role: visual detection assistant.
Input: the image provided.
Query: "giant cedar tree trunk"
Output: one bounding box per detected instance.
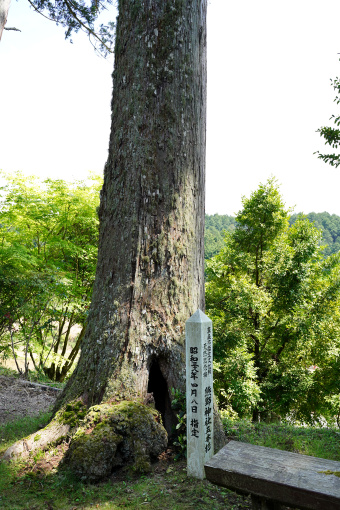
[57,0,207,433]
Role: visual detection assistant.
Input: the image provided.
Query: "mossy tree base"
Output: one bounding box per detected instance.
[62,401,167,482]
[1,400,167,483]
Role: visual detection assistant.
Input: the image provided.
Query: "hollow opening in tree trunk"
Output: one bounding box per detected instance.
[147,359,176,436]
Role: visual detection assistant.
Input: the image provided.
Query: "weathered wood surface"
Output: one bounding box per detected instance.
[204,440,340,510]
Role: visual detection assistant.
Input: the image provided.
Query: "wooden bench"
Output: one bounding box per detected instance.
[204,440,340,510]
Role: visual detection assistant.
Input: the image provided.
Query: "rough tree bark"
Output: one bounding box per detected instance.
[55,0,208,435]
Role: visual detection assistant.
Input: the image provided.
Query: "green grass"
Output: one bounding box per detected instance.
[0,412,52,458]
[0,365,19,378]
[2,413,340,510]
[0,365,66,389]
[223,419,340,461]
[0,414,251,510]
[0,466,252,510]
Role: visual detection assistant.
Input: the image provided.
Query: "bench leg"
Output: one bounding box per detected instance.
[251,495,282,510]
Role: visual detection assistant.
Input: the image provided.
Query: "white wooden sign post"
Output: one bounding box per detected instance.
[186,309,214,479]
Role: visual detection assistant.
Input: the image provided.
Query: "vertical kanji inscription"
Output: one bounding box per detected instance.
[186,309,214,479]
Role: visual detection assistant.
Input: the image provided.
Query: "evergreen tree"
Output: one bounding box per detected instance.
[316,66,340,168]
[206,179,340,424]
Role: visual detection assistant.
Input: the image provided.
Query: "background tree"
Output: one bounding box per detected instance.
[315,69,340,167]
[205,211,340,259]
[205,214,236,260]
[290,212,340,257]
[0,171,101,381]
[206,178,340,424]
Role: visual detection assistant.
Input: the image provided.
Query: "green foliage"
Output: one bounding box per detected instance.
[290,212,340,257]
[205,214,236,260]
[213,347,260,419]
[206,212,340,260]
[0,171,102,381]
[26,0,115,56]
[170,388,187,460]
[222,419,340,461]
[315,73,340,167]
[206,178,340,423]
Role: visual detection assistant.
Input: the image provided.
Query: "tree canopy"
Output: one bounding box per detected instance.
[205,214,236,260]
[0,171,101,380]
[206,178,340,425]
[206,211,340,260]
[315,70,340,167]
[290,212,340,257]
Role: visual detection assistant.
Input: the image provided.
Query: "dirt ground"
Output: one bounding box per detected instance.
[0,375,58,424]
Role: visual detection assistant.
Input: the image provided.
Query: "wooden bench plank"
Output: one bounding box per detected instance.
[204,441,340,510]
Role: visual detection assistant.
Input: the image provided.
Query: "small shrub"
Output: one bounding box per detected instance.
[170,388,187,460]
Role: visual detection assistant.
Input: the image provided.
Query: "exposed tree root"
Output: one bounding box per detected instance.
[1,399,168,483]
[1,419,70,462]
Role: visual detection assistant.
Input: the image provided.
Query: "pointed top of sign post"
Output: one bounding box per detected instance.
[186,309,212,324]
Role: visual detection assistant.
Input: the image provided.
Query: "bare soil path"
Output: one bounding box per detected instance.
[0,375,59,424]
